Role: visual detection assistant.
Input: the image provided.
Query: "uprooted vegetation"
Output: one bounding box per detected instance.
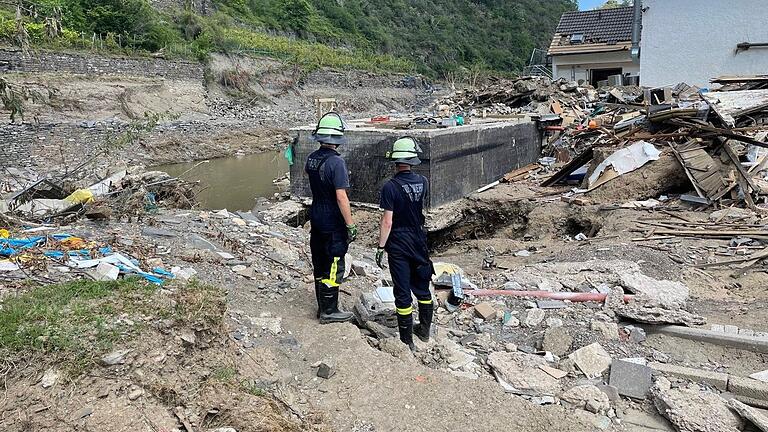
[0,279,323,431]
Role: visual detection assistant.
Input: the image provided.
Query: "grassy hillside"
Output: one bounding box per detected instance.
[0,0,576,76]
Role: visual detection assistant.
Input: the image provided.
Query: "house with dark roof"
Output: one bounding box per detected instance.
[548,6,642,86]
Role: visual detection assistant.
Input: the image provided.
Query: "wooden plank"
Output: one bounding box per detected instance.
[670,145,706,198]
[723,141,759,192]
[541,147,594,187]
[701,90,768,127]
[695,249,768,268]
[503,163,540,182]
[652,229,768,237]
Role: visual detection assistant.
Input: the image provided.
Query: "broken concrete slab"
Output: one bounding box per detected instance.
[141,226,177,238]
[536,300,568,309]
[438,338,478,372]
[186,233,219,251]
[729,376,768,403]
[355,290,397,329]
[649,362,729,391]
[642,325,768,354]
[609,358,653,399]
[619,272,689,308]
[622,408,676,432]
[250,317,283,335]
[727,399,768,432]
[627,326,647,343]
[542,327,573,357]
[604,286,626,311]
[523,308,545,328]
[487,351,562,394]
[560,385,611,414]
[751,371,768,384]
[539,365,568,380]
[474,302,497,320]
[171,266,197,281]
[217,251,236,260]
[591,321,619,340]
[569,343,612,379]
[617,304,706,327]
[596,384,620,403]
[652,378,743,432]
[351,260,379,278]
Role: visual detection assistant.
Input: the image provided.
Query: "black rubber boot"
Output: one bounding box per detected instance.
[318,284,354,324]
[314,280,322,319]
[414,302,434,343]
[397,313,415,350]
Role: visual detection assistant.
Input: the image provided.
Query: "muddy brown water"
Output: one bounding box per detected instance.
[155,152,289,211]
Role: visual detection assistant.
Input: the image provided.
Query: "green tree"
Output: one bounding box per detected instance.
[599,0,632,9]
[279,0,312,34]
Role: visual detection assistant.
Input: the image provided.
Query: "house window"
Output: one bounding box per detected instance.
[570,33,585,44]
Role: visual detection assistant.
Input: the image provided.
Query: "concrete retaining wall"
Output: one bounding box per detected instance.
[0,48,204,80]
[289,121,542,208]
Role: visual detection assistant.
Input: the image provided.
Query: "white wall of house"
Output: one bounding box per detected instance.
[552,50,639,83]
[641,0,768,88]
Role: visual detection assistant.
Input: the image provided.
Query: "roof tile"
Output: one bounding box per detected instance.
[555,6,635,45]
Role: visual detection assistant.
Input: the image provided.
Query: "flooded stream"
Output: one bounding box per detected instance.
[155,152,289,211]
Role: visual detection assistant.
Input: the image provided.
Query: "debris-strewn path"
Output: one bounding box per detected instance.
[229,285,596,432]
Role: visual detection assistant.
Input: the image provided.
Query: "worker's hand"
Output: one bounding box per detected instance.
[375,247,386,268]
[346,224,358,243]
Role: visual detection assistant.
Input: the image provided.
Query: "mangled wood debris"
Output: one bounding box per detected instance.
[534,76,768,213]
[1,166,199,225]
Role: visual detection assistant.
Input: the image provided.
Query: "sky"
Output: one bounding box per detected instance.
[579,0,606,10]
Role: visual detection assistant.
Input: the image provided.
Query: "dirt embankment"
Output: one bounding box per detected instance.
[0,279,324,432]
[2,52,437,171]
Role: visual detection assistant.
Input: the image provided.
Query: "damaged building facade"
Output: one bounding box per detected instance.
[640,0,768,87]
[548,5,642,87]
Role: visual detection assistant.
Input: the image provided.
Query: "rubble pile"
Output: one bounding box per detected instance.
[347,251,768,430]
[1,165,198,225]
[536,76,768,211]
[433,76,642,119]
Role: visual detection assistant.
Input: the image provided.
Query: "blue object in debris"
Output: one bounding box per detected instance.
[566,165,589,184]
[152,267,175,278]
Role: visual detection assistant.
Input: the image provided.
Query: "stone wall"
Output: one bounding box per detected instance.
[0,48,204,81]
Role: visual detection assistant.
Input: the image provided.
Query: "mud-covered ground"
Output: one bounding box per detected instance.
[2,179,766,431]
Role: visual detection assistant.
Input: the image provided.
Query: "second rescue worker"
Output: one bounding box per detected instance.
[376,136,434,350]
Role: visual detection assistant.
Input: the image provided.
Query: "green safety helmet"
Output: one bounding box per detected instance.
[312,112,348,146]
[387,136,423,166]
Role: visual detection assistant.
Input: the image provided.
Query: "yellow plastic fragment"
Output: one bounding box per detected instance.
[64,189,94,204]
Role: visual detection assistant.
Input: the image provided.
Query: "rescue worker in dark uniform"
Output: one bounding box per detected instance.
[375,136,433,350]
[305,112,357,324]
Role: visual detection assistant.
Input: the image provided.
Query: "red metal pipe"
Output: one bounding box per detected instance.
[466,290,633,303]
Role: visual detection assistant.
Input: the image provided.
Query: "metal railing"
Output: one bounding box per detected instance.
[522,64,552,78]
